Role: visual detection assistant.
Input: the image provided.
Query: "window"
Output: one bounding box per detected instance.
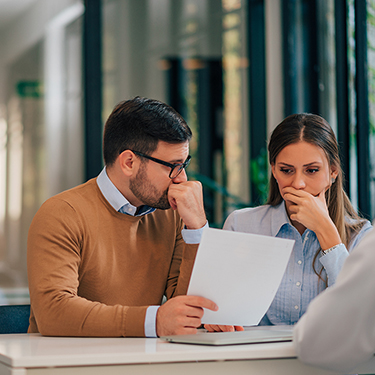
[0,1,84,301]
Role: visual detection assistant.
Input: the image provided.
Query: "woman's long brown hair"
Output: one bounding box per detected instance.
[267,113,366,282]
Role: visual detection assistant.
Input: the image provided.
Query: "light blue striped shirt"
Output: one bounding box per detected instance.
[223,202,372,326]
[96,167,205,336]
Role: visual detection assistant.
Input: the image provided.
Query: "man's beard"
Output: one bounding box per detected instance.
[129,162,171,210]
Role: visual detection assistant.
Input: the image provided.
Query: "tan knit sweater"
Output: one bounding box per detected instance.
[27,179,197,337]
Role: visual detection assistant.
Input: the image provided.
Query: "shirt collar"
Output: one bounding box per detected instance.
[270,201,293,236]
[271,201,316,240]
[96,167,155,217]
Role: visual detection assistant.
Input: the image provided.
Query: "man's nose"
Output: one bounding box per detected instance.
[172,168,188,183]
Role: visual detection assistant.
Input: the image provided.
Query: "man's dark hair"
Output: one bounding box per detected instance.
[103,96,192,166]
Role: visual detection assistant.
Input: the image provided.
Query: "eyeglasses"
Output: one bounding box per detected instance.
[131,151,191,179]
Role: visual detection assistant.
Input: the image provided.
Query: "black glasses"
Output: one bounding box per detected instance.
[131,151,191,179]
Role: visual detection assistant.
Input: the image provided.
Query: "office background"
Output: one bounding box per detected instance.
[0,0,374,303]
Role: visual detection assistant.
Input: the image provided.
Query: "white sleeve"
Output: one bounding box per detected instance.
[144,305,159,337]
[181,221,208,244]
[293,225,375,373]
[223,211,236,231]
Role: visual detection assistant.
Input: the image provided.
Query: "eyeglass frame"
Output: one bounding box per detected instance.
[130,150,191,179]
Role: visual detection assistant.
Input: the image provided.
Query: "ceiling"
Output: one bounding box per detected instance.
[0,0,37,30]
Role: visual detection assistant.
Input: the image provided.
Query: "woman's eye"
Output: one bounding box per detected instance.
[306,168,319,174]
[280,168,292,174]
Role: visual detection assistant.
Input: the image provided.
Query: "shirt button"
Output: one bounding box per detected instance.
[297,260,302,265]
[296,281,301,287]
[294,305,299,310]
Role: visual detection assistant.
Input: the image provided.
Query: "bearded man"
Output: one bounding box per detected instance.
[27,96,216,337]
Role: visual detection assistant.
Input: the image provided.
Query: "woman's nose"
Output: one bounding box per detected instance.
[291,173,306,189]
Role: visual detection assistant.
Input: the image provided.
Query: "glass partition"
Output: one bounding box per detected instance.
[0,0,84,302]
[102,0,251,226]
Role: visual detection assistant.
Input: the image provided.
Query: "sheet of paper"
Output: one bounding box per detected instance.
[187,227,294,326]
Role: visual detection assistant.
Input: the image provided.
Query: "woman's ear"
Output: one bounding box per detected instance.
[330,165,339,182]
[118,150,137,177]
[271,163,277,181]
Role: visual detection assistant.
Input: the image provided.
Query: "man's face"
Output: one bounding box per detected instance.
[129,141,189,209]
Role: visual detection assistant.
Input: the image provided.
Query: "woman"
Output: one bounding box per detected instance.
[206,113,372,330]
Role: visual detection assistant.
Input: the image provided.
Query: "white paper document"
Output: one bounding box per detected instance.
[187,228,294,326]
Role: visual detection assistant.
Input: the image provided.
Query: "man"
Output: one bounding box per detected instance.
[293,224,375,373]
[27,96,217,337]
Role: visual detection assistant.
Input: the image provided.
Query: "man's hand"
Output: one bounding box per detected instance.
[156,295,218,336]
[168,181,206,229]
[204,324,244,332]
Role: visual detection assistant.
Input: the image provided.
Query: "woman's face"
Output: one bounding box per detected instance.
[271,141,338,202]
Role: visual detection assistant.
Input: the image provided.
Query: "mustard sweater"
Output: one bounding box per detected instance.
[27,179,197,337]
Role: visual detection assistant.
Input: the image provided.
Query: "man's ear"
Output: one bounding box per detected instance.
[118,150,138,177]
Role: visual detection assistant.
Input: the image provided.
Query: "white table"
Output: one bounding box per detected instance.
[0,334,374,375]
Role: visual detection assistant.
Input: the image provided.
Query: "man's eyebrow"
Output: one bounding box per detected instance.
[168,156,189,164]
[170,159,185,164]
[150,154,184,164]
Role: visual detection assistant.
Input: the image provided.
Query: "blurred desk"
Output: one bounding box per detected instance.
[0,334,374,375]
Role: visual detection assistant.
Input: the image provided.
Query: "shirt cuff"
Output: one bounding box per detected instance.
[319,243,349,286]
[144,305,160,337]
[181,221,209,244]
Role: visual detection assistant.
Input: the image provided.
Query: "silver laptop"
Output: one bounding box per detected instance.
[160,326,293,346]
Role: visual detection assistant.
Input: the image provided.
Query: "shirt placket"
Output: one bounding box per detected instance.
[290,232,308,323]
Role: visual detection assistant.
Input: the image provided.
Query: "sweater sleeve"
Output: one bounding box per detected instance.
[27,198,147,337]
[164,216,198,299]
[293,225,375,372]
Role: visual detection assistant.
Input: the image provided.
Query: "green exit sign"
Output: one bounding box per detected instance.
[16,81,42,98]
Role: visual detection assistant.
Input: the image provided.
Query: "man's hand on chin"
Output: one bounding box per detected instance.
[168,181,206,229]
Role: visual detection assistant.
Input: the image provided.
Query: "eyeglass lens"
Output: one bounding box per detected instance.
[170,158,190,179]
